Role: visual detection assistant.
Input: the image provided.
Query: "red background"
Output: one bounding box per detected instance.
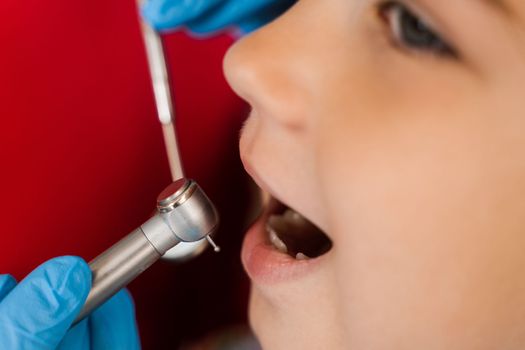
[0,0,252,348]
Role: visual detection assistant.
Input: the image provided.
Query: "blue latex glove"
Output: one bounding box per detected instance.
[142,0,296,35]
[0,256,140,350]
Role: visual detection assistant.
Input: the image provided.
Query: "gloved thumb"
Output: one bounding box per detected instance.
[0,256,91,350]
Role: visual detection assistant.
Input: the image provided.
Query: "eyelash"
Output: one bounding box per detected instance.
[378,1,457,58]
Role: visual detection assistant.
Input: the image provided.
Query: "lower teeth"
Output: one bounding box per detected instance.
[267,225,288,254]
[295,253,310,260]
[267,223,310,260]
[265,209,322,260]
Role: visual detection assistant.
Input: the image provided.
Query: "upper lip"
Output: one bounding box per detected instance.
[241,156,289,210]
[241,155,329,236]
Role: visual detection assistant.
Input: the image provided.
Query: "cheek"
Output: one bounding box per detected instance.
[316,105,525,346]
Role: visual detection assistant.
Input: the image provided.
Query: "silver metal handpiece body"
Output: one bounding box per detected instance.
[73,178,219,324]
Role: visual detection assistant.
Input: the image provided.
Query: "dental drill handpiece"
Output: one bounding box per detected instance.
[73,178,220,324]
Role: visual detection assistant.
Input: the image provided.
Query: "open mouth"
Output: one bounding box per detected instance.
[264,198,332,260]
[239,160,333,283]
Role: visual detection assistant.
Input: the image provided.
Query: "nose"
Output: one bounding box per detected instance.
[223,4,311,129]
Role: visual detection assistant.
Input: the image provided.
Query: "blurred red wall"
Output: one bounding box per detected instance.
[0,0,252,348]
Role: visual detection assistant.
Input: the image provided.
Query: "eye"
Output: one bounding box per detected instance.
[379,1,457,57]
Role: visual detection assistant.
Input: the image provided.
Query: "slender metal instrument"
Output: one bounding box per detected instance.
[139,11,184,182]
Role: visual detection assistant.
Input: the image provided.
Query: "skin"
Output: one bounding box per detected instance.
[223,0,525,348]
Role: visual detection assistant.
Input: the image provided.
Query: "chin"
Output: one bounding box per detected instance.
[249,288,301,350]
[248,285,343,350]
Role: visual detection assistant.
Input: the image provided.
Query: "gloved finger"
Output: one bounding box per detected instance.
[141,0,223,31]
[56,318,91,350]
[185,0,295,35]
[0,256,91,350]
[90,289,141,350]
[0,275,17,301]
[236,0,296,34]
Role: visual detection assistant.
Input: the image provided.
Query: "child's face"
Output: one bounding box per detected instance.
[224,0,525,348]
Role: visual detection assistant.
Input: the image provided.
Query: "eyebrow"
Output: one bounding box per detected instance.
[483,0,511,14]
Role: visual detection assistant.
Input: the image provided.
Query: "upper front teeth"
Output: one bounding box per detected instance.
[266,221,288,253]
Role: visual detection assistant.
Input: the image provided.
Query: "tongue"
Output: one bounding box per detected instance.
[267,209,332,258]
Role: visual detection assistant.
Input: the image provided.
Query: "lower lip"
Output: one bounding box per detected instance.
[241,205,323,285]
